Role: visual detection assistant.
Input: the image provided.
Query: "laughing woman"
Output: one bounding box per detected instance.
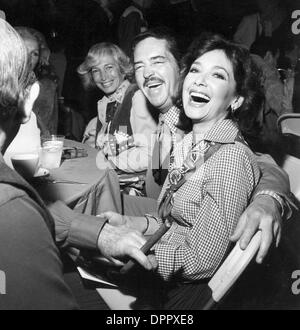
[103,34,264,309]
[156,34,263,308]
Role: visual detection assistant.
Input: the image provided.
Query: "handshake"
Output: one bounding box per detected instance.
[96,212,159,272]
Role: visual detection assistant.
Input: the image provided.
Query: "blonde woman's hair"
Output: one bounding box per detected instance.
[77,42,133,89]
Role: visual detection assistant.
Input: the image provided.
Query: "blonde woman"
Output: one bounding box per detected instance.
[79,42,157,174]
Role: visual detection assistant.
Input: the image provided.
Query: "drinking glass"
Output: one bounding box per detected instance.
[40,135,65,169]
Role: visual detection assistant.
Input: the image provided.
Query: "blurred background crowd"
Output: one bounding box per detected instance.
[0,0,299,162]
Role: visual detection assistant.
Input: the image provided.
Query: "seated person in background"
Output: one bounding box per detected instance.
[118,0,153,56]
[15,26,59,135]
[103,34,264,309]
[0,19,154,310]
[48,32,67,99]
[78,42,157,174]
[233,0,289,50]
[278,37,299,110]
[251,36,293,117]
[98,0,114,24]
[250,36,293,162]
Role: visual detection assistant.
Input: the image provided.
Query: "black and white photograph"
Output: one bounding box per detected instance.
[0,0,299,314]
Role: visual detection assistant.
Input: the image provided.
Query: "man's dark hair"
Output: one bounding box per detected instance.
[131,27,181,64]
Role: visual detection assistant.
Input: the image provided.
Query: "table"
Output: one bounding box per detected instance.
[34,139,113,206]
[33,140,143,310]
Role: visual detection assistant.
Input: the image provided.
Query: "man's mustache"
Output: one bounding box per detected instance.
[144,76,164,88]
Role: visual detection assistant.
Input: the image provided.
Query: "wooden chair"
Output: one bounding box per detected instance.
[278,113,300,137]
[203,231,261,310]
[281,156,300,202]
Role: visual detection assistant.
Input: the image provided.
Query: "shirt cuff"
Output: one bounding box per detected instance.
[68,213,107,250]
[144,214,160,235]
[253,190,292,219]
[49,201,106,250]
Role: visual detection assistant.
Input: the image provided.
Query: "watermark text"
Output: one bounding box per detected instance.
[0,270,6,295]
[292,10,300,35]
[291,270,300,295]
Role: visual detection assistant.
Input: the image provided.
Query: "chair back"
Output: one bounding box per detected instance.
[203,231,261,309]
[281,155,300,202]
[278,113,300,137]
[278,114,300,201]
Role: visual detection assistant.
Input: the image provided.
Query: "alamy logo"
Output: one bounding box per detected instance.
[0,270,6,294]
[292,270,300,295]
[291,10,300,35]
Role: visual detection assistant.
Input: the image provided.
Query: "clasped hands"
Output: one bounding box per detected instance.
[97,194,283,271]
[97,212,158,271]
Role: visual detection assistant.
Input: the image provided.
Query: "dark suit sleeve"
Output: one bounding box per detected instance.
[254,153,290,196]
[0,196,78,310]
[48,201,107,250]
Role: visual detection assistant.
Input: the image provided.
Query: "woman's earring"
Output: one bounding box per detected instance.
[230,96,244,113]
[231,105,237,113]
[231,98,241,113]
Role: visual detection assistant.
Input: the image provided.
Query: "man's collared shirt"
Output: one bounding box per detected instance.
[148,106,182,194]
[155,105,182,170]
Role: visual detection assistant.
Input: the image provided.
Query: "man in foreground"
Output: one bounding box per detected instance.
[0,18,153,310]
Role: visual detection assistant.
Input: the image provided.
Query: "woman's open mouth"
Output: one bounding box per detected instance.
[190,92,211,105]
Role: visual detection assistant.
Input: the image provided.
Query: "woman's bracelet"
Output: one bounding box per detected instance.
[144,214,150,233]
[144,214,160,235]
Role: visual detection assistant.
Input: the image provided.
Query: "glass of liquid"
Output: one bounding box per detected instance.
[40,135,65,169]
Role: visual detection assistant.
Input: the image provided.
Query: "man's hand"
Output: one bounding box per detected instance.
[98,212,125,226]
[97,223,157,270]
[230,195,282,264]
[98,211,147,233]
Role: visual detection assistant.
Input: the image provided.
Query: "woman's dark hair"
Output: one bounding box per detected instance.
[178,33,264,151]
